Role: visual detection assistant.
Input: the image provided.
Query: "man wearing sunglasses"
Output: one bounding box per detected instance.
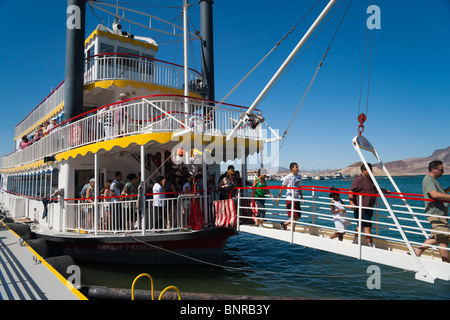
[415,160,450,262]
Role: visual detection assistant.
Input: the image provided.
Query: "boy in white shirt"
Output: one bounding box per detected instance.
[276,162,304,231]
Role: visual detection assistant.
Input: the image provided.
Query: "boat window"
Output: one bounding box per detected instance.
[117,46,139,57]
[100,43,114,55]
[86,45,96,71]
[87,45,96,58]
[51,170,59,196]
[5,171,57,199]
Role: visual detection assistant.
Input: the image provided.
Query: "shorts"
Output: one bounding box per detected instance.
[427,216,450,244]
[286,200,301,219]
[353,209,373,228]
[255,199,266,218]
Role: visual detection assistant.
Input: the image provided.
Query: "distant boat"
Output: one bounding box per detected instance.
[312,175,324,180]
[334,172,343,179]
[303,174,312,180]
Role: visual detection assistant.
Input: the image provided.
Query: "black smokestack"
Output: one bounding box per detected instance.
[199,0,215,101]
[64,0,86,121]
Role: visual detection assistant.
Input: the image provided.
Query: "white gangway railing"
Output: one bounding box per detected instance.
[235,185,450,284]
[2,95,264,169]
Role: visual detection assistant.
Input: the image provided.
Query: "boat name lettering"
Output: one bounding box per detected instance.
[97,244,161,251]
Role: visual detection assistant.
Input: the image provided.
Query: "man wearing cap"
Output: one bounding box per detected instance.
[46,117,57,132]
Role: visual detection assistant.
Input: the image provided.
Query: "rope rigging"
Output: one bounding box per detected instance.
[357,0,376,135]
[199,0,324,126]
[268,0,352,161]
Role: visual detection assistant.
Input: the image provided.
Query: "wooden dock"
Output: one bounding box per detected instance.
[0,222,87,300]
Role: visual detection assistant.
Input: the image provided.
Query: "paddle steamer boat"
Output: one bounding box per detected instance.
[0,0,271,265]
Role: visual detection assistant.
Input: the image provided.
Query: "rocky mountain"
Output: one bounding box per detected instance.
[342,147,450,176]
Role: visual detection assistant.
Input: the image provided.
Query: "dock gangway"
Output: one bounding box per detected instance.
[233,136,450,284]
[235,185,449,284]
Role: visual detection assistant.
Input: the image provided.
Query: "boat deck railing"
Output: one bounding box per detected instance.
[14,81,65,140]
[63,192,215,234]
[84,53,202,93]
[2,95,263,169]
[14,54,202,140]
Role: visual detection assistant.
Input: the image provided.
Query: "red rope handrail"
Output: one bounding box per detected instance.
[236,185,448,203]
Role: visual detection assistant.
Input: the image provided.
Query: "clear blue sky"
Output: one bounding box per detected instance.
[1,0,449,171]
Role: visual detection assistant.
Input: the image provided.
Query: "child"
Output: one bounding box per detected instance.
[329,187,350,241]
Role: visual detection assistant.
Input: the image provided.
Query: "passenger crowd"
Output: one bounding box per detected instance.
[19,117,59,150]
[19,92,132,151]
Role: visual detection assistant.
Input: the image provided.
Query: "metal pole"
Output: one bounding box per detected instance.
[226,0,338,141]
[94,153,98,236]
[352,135,434,282]
[141,145,146,236]
[202,144,208,224]
[358,195,362,259]
[183,0,189,126]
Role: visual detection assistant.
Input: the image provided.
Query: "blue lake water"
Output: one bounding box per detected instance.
[79,175,450,300]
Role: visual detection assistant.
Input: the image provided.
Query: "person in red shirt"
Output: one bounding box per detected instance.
[349,163,388,248]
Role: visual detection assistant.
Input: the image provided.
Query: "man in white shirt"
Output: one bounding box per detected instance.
[153,176,166,229]
[276,162,304,231]
[46,117,57,132]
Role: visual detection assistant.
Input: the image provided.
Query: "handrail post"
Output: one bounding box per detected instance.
[375,198,379,237]
[290,195,294,244]
[357,194,362,259]
[311,190,316,225]
[236,192,241,231]
[94,153,98,236]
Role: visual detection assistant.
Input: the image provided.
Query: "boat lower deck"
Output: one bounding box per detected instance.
[33,226,236,265]
[0,222,87,300]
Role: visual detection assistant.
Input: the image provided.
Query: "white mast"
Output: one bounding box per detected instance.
[226,0,339,141]
[183,0,189,126]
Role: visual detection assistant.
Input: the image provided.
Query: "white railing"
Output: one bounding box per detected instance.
[14,82,65,140]
[14,54,202,145]
[84,53,202,94]
[65,193,213,234]
[236,186,449,260]
[2,95,263,169]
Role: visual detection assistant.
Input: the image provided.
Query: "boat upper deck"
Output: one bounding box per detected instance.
[2,94,265,170]
[14,27,202,142]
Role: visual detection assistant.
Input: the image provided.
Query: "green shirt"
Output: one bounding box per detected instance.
[254,178,267,198]
[422,174,448,217]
